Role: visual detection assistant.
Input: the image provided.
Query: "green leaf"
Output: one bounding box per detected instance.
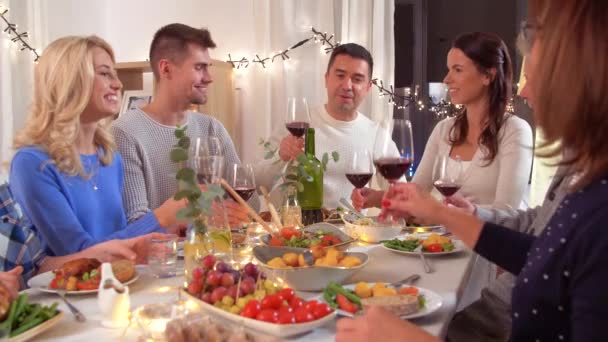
[170,148,188,162]
[299,165,313,182]
[297,154,308,165]
[176,167,195,181]
[296,181,304,192]
[285,174,298,181]
[176,207,192,221]
[264,151,275,160]
[175,128,186,139]
[178,136,191,149]
[174,189,192,201]
[322,153,329,166]
[332,151,340,162]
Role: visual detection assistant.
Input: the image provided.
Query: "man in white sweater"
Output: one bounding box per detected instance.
[265,43,398,209]
[112,23,249,225]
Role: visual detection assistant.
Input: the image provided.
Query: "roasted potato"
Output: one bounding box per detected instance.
[267,257,288,268]
[282,253,299,267]
[338,255,362,268]
[354,282,372,298]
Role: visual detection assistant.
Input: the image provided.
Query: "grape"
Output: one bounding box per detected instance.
[216,262,231,273]
[206,270,222,287]
[222,295,235,306]
[210,287,228,304]
[240,278,255,296]
[243,262,259,277]
[221,272,235,287]
[230,270,241,282]
[201,255,216,269]
[236,297,249,309]
[192,267,204,280]
[200,292,212,303]
[227,284,239,299]
[242,275,255,284]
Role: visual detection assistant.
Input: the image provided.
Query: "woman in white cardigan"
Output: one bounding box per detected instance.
[352,32,533,310]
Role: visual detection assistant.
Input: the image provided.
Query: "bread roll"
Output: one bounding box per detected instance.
[110,260,136,283]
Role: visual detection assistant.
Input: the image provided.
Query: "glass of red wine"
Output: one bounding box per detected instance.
[191,136,225,184]
[346,149,374,189]
[373,119,414,184]
[226,163,257,202]
[432,155,463,199]
[285,97,311,138]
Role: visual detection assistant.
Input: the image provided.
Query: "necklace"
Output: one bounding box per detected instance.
[85,158,100,191]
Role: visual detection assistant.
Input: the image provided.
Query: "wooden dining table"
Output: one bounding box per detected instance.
[23,236,474,341]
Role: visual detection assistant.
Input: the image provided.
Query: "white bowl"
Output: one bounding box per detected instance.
[341,214,404,243]
[253,246,369,291]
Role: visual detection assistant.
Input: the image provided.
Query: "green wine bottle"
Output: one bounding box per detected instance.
[298,128,324,225]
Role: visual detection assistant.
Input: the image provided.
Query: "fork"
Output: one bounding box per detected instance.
[57,290,86,322]
[415,245,434,274]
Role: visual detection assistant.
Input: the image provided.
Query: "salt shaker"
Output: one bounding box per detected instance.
[98,263,130,328]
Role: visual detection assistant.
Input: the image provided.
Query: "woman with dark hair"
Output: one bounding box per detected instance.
[338,0,608,340]
[353,31,533,310]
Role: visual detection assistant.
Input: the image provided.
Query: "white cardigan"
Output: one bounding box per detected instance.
[413,115,534,209]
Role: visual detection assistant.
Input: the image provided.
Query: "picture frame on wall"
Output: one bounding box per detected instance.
[119,90,152,116]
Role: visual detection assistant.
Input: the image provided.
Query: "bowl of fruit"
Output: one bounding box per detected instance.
[253,246,368,291]
[260,223,354,250]
[340,213,404,243]
[183,255,336,337]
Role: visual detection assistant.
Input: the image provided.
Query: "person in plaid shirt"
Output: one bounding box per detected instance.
[0,182,165,300]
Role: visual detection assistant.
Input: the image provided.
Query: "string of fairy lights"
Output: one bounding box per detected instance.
[0,11,508,118]
[0,4,40,62]
[226,26,471,117]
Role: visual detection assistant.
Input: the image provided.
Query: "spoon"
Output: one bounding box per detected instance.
[339,198,365,219]
[389,274,421,288]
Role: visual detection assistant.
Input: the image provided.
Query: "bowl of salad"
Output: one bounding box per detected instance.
[259,223,354,250]
[341,213,404,243]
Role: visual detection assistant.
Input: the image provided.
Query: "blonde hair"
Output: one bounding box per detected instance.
[14,35,117,178]
[530,0,608,190]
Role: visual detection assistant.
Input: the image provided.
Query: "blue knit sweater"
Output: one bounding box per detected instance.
[9,146,165,256]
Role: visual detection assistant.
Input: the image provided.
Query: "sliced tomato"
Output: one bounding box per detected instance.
[336,293,358,314]
[279,226,301,240]
[49,275,64,289]
[76,279,100,291]
[321,234,342,246]
[398,286,419,296]
[269,236,284,246]
[424,243,443,253]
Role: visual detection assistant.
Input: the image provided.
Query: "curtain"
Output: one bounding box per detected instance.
[241,0,395,163]
[0,0,46,180]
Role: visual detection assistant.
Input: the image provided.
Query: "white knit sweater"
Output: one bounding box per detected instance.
[413,115,534,209]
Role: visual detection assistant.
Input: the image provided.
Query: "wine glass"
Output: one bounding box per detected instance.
[346,149,374,189]
[373,119,414,184]
[191,136,225,184]
[432,155,463,199]
[226,163,257,202]
[285,97,311,138]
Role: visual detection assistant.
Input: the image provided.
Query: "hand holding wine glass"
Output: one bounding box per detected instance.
[432,155,463,198]
[373,119,414,184]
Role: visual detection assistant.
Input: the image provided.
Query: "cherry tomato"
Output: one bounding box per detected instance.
[398,286,419,296]
[336,293,358,314]
[303,300,318,312]
[49,275,63,289]
[269,236,284,247]
[424,243,443,253]
[294,307,315,323]
[261,294,283,310]
[278,305,293,315]
[321,234,342,246]
[75,279,98,291]
[241,300,261,318]
[256,309,279,323]
[312,303,333,319]
[278,288,295,302]
[289,296,304,309]
[280,226,301,240]
[277,310,296,324]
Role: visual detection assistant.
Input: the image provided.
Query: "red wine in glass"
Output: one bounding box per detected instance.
[433,180,461,197]
[285,121,310,138]
[230,187,256,201]
[346,173,373,188]
[374,157,412,182]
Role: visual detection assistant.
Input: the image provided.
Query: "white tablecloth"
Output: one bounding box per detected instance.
[24,242,474,341]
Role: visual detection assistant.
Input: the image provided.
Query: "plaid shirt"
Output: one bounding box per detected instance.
[0,182,46,287]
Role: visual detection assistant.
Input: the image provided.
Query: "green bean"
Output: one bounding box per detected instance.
[328,282,361,306]
[10,317,44,337]
[323,288,337,309]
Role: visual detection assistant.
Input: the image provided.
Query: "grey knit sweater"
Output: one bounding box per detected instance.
[111,109,241,222]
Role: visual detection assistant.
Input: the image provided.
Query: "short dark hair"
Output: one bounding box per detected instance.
[326,43,374,78]
[149,23,217,79]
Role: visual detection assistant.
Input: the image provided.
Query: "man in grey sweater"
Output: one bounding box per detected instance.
[112,23,249,225]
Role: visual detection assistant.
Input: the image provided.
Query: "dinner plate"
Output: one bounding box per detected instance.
[27,271,139,295]
[381,238,466,256]
[181,289,337,337]
[9,310,64,342]
[321,284,443,320]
